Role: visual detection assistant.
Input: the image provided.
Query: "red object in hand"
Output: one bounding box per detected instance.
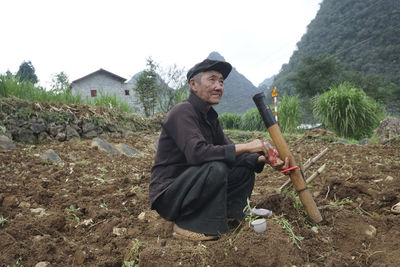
[281,165,298,174]
[263,140,279,165]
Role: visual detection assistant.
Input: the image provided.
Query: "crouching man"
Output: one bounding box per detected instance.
[149,59,288,241]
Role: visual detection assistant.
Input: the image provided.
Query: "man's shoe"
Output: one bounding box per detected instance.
[172,224,218,241]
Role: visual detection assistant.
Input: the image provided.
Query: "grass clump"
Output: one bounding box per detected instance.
[219,95,301,133]
[313,82,384,139]
[87,90,132,113]
[0,74,82,104]
[239,108,265,131]
[0,74,132,113]
[278,93,301,133]
[219,112,242,129]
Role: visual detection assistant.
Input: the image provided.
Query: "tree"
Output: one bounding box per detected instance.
[288,54,344,97]
[342,70,399,103]
[5,70,13,78]
[157,64,189,113]
[133,58,159,116]
[50,72,70,94]
[16,61,38,84]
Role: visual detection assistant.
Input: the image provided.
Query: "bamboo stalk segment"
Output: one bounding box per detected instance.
[268,124,323,223]
[253,92,323,223]
[305,164,326,184]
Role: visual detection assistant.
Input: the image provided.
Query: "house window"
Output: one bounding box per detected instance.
[125,90,130,96]
[91,90,97,97]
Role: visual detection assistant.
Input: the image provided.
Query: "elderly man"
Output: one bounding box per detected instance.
[149,59,287,241]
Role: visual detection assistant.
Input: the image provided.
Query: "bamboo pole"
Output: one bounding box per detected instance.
[253,92,322,223]
[268,124,323,223]
[296,148,305,177]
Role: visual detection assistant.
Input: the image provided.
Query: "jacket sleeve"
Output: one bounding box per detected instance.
[222,122,265,173]
[234,153,265,173]
[162,103,236,166]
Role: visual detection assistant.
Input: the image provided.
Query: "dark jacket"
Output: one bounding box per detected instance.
[149,91,263,205]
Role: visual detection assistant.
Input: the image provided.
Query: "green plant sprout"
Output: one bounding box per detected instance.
[123,206,135,219]
[0,216,7,227]
[98,167,108,173]
[131,185,143,194]
[124,239,141,267]
[243,198,260,227]
[275,217,304,249]
[13,255,23,267]
[123,261,136,267]
[99,203,108,210]
[282,188,303,211]
[66,205,81,222]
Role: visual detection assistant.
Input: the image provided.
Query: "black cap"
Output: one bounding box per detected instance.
[187,59,232,81]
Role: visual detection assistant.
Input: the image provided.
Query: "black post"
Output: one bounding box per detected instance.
[252,92,276,129]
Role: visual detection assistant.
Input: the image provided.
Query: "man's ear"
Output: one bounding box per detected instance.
[189,79,197,92]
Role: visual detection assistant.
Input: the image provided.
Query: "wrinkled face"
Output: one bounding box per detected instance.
[190,70,224,108]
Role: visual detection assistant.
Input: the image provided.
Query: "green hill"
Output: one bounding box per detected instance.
[273,0,400,103]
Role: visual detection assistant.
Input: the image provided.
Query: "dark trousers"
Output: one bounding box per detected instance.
[152,161,255,235]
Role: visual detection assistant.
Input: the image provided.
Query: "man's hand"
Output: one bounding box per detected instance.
[235,139,266,155]
[236,139,290,173]
[258,155,289,171]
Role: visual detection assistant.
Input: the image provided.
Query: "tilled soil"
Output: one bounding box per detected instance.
[1,131,399,266]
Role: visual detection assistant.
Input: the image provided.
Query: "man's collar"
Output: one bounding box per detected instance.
[188,90,218,121]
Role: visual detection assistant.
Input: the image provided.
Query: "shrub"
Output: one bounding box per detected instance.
[239,108,265,131]
[278,93,301,133]
[0,74,82,104]
[0,74,131,113]
[88,91,132,113]
[0,74,41,99]
[313,82,383,139]
[219,113,242,129]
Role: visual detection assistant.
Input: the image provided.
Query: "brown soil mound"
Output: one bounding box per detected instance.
[1,132,400,266]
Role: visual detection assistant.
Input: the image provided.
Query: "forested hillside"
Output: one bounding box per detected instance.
[273,0,400,102]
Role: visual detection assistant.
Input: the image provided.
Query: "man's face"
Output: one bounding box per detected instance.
[190,70,224,107]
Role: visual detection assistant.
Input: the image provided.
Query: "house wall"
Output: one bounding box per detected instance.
[71,72,140,112]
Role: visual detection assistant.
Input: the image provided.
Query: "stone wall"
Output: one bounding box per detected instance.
[0,97,162,144]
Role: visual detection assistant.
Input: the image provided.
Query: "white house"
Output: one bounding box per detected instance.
[70,69,140,111]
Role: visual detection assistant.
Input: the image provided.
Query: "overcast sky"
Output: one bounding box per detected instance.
[1,0,321,88]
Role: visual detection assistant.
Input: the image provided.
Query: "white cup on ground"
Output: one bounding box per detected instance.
[251,218,267,233]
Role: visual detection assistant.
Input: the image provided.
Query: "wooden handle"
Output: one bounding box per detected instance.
[253,92,322,223]
[268,124,323,223]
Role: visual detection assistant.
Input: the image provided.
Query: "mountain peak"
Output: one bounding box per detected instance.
[202,52,261,114]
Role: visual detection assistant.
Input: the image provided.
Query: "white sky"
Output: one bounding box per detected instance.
[1,0,321,88]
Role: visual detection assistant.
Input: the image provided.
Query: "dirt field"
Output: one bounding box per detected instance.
[1,129,399,266]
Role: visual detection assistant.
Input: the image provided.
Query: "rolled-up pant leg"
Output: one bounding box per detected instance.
[153,161,255,235]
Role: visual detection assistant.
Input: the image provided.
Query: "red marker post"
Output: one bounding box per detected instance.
[271,87,278,122]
